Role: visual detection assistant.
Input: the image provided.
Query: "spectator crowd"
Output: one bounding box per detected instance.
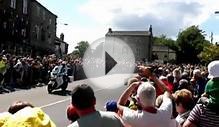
[1,49,219,127]
[0,51,84,94]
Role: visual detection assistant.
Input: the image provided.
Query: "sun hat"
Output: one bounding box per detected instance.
[208,60,219,79]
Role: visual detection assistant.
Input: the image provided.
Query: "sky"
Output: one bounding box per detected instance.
[37,0,219,53]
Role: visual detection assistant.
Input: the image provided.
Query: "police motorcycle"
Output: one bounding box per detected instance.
[47,61,69,93]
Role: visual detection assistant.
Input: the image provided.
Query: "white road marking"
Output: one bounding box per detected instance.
[40,88,108,108]
[40,98,70,108]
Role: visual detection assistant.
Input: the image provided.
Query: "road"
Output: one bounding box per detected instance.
[0,74,127,127]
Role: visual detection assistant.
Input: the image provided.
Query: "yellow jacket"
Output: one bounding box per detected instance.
[2,107,56,127]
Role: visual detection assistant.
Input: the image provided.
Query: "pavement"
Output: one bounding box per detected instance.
[0,74,127,127]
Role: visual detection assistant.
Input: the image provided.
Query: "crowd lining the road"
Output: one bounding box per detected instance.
[0,51,84,93]
[1,50,219,127]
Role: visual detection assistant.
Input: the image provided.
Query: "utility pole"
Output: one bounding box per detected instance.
[210,32,213,43]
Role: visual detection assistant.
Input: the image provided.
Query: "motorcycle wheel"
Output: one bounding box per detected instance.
[47,83,53,93]
[61,81,68,91]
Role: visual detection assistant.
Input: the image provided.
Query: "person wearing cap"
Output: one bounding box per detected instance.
[117,66,174,127]
[183,60,219,127]
[68,84,124,127]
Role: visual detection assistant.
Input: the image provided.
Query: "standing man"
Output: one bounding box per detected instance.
[117,66,174,127]
[68,84,124,127]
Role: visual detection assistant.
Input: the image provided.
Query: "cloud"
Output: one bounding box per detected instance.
[79,0,219,38]
[57,24,106,53]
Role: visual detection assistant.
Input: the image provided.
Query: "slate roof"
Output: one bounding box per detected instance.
[106,31,151,36]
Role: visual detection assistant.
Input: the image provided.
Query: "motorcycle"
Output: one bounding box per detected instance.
[47,71,69,94]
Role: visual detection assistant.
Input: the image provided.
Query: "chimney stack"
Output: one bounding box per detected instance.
[108,28,112,33]
[60,33,64,41]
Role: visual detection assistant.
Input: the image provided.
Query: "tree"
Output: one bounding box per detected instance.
[72,41,89,58]
[153,35,178,51]
[199,44,219,63]
[176,25,208,63]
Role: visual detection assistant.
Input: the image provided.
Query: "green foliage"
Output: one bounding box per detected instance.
[176,25,208,63]
[153,35,178,51]
[199,44,219,63]
[72,41,89,58]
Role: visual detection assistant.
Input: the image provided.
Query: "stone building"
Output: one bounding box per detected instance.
[105,26,153,62]
[55,33,69,58]
[0,0,57,56]
[0,0,31,55]
[152,44,176,63]
[30,0,57,56]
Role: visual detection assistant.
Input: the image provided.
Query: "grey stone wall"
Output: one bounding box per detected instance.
[30,1,57,55]
[105,35,151,61]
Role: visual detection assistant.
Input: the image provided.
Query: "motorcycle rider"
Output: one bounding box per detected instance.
[48,61,68,92]
[51,61,68,76]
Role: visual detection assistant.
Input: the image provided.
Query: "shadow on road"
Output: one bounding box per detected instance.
[51,90,71,96]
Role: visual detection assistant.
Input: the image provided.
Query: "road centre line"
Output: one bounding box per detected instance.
[40,87,108,109]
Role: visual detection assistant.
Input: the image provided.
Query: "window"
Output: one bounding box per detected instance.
[34,25,40,40]
[49,19,52,25]
[36,6,40,17]
[42,11,45,20]
[41,28,46,41]
[23,0,28,14]
[10,0,16,9]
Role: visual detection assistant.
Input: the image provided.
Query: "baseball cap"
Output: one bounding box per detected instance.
[208,60,219,79]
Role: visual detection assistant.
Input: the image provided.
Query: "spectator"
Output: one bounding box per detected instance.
[160,75,174,93]
[1,101,56,127]
[117,66,174,127]
[174,89,194,126]
[173,68,181,90]
[177,79,193,93]
[2,107,56,127]
[105,100,118,112]
[183,60,219,127]
[192,69,207,98]
[0,112,12,127]
[0,55,8,93]
[66,104,79,123]
[68,84,124,127]
[8,101,34,114]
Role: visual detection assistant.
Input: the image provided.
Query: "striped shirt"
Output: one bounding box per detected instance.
[187,104,219,127]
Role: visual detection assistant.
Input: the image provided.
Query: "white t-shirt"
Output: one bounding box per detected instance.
[68,111,123,127]
[122,96,173,127]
